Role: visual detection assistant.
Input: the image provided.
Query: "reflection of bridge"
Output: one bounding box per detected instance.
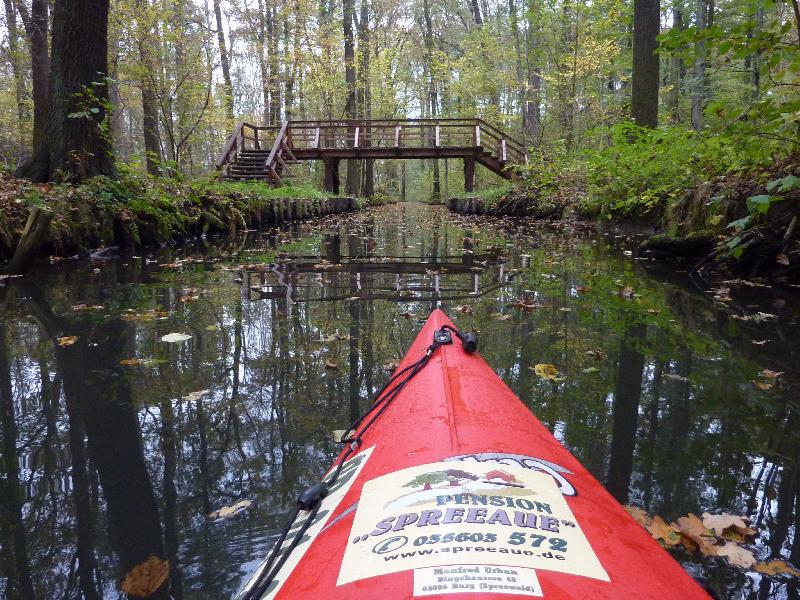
[245,253,515,304]
[216,118,527,193]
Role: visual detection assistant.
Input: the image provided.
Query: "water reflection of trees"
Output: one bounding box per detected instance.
[0,205,797,598]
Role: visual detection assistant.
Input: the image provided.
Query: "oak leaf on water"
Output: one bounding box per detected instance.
[715,541,756,569]
[646,515,680,546]
[624,505,649,527]
[676,513,716,554]
[121,555,169,597]
[701,512,756,538]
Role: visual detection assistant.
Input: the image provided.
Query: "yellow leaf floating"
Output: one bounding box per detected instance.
[533,364,563,381]
[209,499,253,520]
[56,335,78,347]
[754,560,800,577]
[121,555,169,597]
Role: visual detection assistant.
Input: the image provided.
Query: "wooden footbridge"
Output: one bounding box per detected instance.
[216,118,527,193]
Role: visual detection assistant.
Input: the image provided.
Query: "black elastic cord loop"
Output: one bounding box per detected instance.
[242,338,445,600]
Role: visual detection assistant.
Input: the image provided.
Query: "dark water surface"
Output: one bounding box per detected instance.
[1,203,798,599]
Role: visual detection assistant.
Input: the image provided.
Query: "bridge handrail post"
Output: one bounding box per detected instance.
[435,125,440,147]
[395,125,401,148]
[474,124,481,147]
[354,126,360,148]
[314,127,321,149]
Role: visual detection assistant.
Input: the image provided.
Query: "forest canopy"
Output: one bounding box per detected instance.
[0,0,798,196]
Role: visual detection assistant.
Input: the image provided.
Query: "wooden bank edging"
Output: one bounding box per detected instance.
[445,197,488,215]
[4,196,359,273]
[244,196,358,227]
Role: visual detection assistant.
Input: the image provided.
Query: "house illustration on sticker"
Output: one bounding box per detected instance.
[484,469,523,487]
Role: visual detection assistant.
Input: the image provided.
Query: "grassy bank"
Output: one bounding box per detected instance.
[448,123,799,280]
[0,172,355,269]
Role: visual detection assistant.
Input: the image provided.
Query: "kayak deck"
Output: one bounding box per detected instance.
[243,309,709,599]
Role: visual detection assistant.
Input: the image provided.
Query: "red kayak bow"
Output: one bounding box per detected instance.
[239,309,710,599]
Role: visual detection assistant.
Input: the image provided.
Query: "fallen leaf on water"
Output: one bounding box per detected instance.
[776,253,790,266]
[205,325,219,331]
[619,287,635,298]
[120,358,142,366]
[715,541,756,569]
[121,555,169,597]
[582,367,599,374]
[676,514,716,554]
[664,373,690,383]
[585,350,606,360]
[208,499,253,520]
[702,513,755,538]
[761,369,784,380]
[646,515,681,546]
[325,360,339,370]
[56,336,78,346]
[752,339,770,345]
[161,332,192,343]
[182,390,210,402]
[753,381,773,391]
[332,430,347,443]
[754,560,800,577]
[454,305,473,314]
[383,362,399,371]
[491,313,512,321]
[533,364,563,381]
[576,286,591,293]
[624,505,649,527]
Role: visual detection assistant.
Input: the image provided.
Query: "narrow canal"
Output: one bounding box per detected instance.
[0,203,798,599]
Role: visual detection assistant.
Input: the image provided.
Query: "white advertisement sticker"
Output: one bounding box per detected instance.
[337,460,608,586]
[414,564,543,596]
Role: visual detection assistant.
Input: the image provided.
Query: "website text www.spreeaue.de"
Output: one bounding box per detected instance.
[382,544,568,562]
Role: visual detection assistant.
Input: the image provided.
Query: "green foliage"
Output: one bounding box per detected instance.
[461,183,513,207]
[578,122,785,220]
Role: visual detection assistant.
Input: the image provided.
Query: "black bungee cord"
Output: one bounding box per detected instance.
[242,325,477,600]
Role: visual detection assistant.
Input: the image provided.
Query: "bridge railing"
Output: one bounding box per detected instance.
[215,122,279,176]
[285,118,526,166]
[216,118,527,176]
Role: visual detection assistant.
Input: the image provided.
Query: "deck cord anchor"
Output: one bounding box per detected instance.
[241,324,476,599]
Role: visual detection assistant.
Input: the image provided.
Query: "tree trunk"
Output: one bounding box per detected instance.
[668,5,683,123]
[16,0,51,150]
[3,0,27,156]
[523,0,543,144]
[0,324,36,600]
[343,0,360,196]
[631,0,660,128]
[213,0,235,125]
[136,0,163,175]
[17,0,115,182]
[268,1,281,124]
[605,324,646,503]
[358,0,374,197]
[422,0,440,200]
[257,0,270,124]
[691,0,710,130]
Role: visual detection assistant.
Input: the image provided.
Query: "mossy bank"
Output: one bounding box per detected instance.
[0,174,359,272]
